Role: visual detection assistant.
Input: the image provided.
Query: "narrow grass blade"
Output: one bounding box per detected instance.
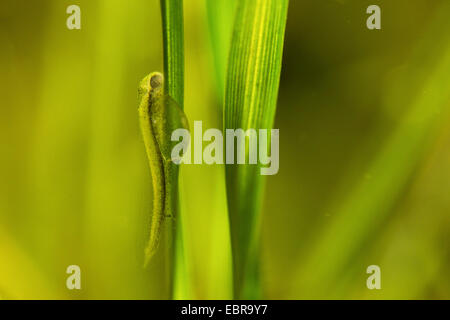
[224,0,289,299]
[159,0,185,298]
[161,0,184,108]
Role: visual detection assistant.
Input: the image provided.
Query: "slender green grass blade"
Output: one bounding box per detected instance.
[161,0,184,109]
[224,0,289,299]
[177,1,234,299]
[159,0,185,298]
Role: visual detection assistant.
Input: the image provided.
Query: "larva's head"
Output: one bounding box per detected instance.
[138,72,164,99]
[150,73,163,89]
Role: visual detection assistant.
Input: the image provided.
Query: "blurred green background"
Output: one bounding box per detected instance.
[1,0,449,299]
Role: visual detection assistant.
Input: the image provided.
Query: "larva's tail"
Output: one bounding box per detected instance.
[143,239,159,267]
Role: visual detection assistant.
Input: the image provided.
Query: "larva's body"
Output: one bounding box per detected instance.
[138,72,167,265]
[138,72,188,266]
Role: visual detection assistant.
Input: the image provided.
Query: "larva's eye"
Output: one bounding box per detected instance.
[150,73,163,89]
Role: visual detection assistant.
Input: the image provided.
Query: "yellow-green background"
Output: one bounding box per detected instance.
[0,0,449,299]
